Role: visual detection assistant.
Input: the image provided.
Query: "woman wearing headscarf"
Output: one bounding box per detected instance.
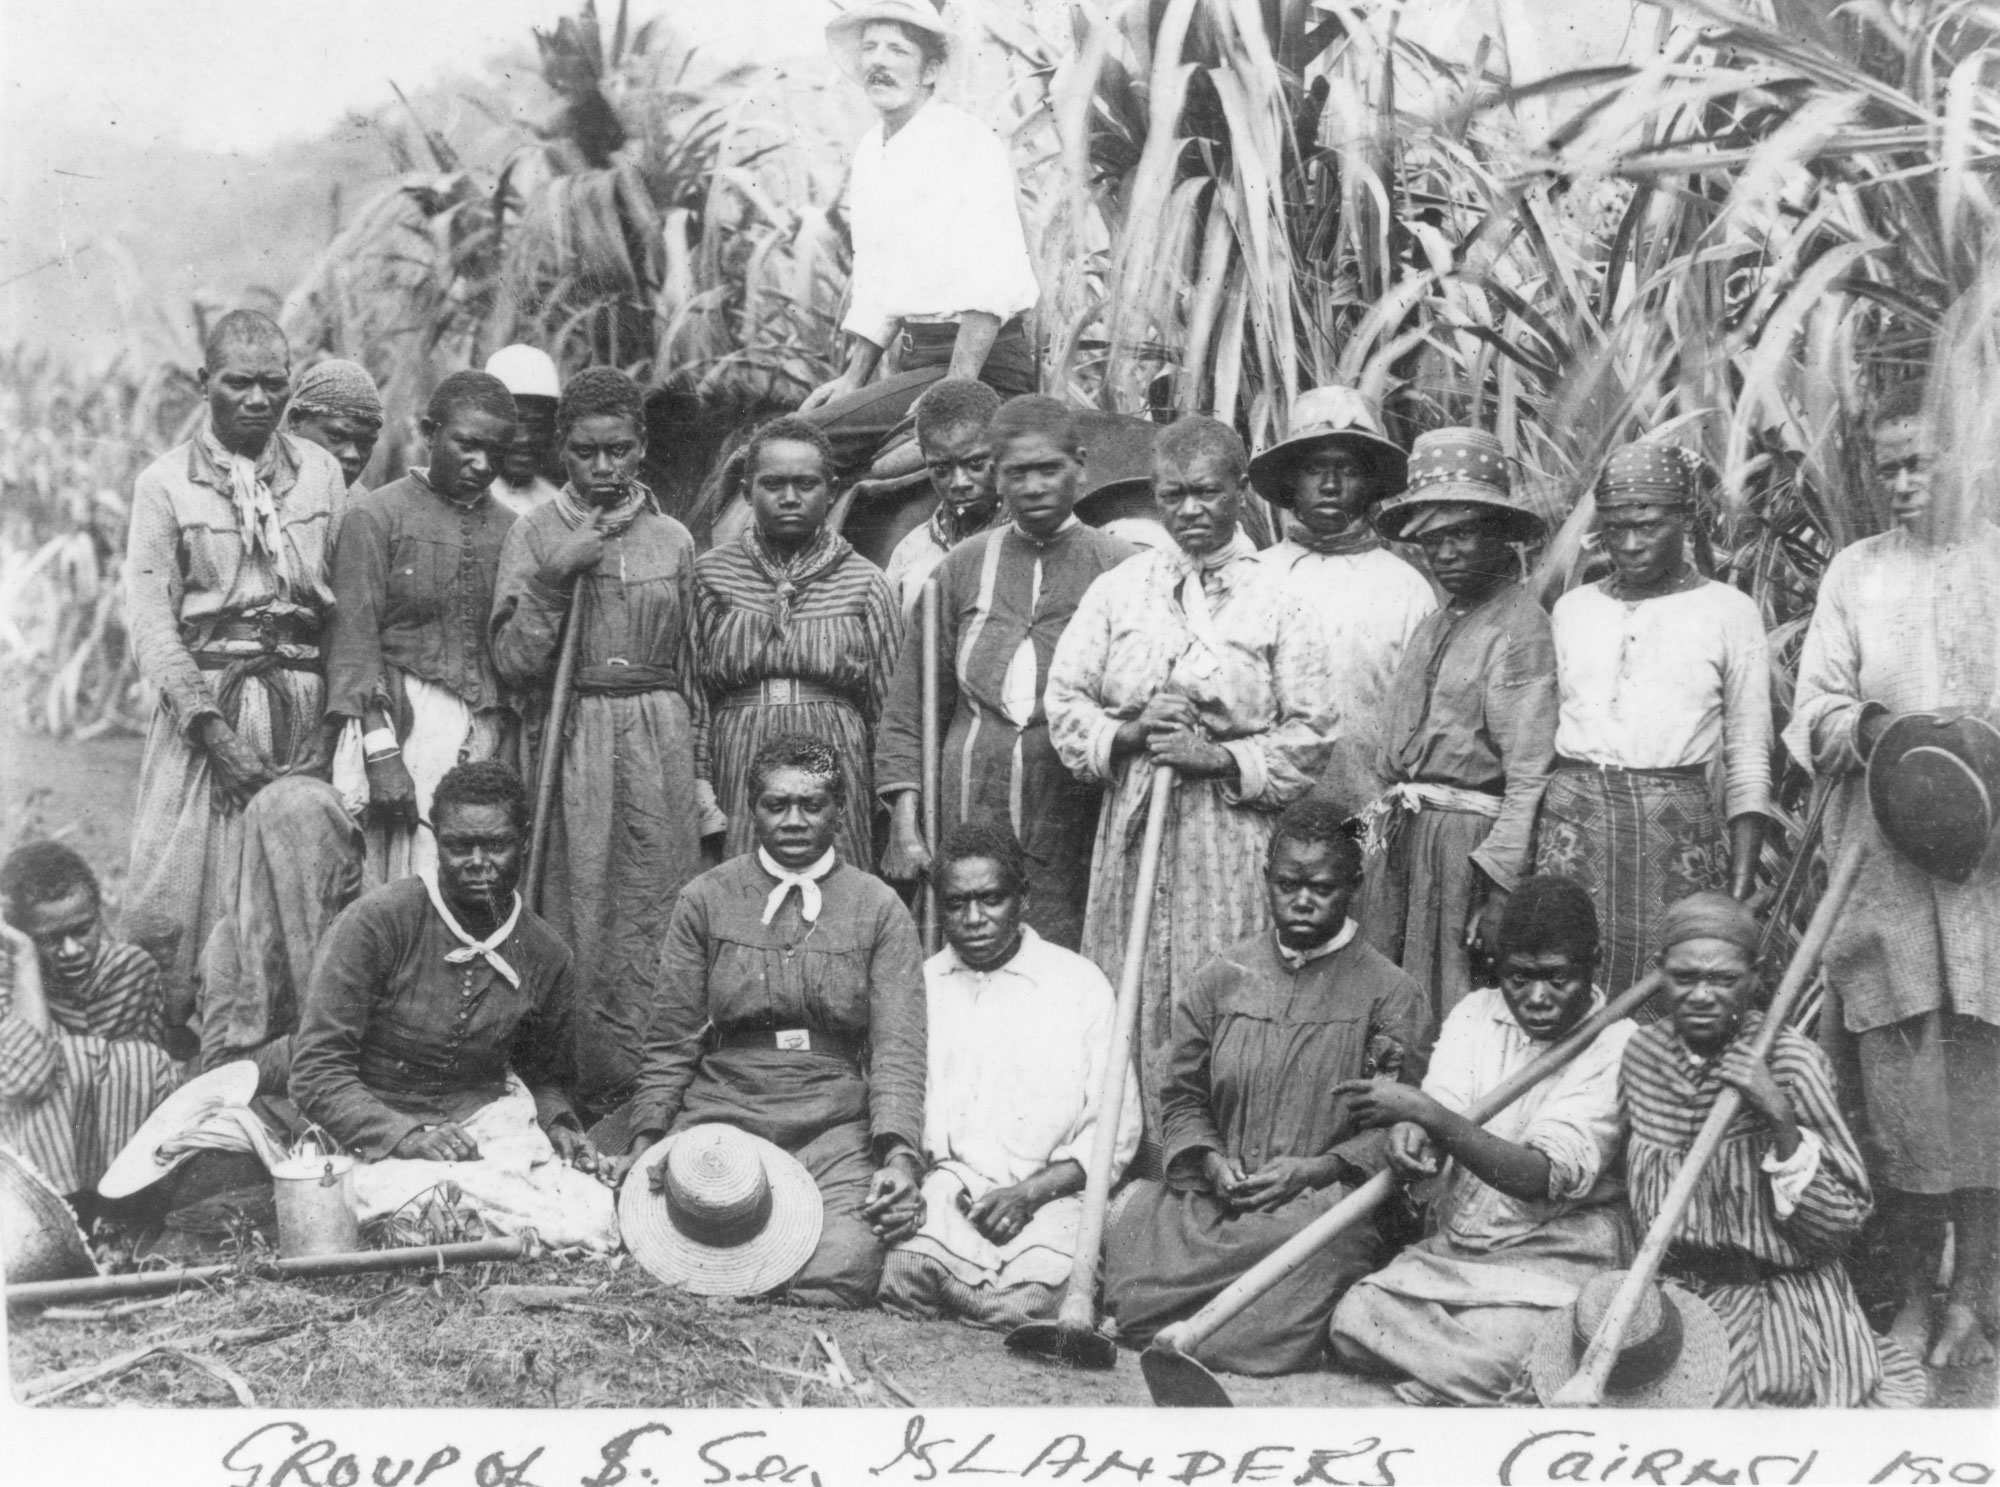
[692,417,902,865]
[606,732,927,1309]
[490,368,724,1121]
[285,359,384,494]
[1533,444,1771,1002]
[1621,891,1926,1406]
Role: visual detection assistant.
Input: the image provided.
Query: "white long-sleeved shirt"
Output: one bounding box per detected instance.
[841,97,1041,348]
[1550,578,1773,820]
[920,927,1141,1191]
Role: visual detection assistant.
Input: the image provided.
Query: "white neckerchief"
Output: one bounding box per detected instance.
[1172,529,1254,654]
[758,846,837,926]
[420,869,522,989]
[1275,916,1357,972]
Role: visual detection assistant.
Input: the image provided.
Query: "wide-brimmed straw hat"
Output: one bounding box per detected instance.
[1248,385,1408,506]
[620,1123,823,1297]
[827,1,952,84]
[98,1060,260,1199]
[0,1143,94,1284]
[1529,1270,1729,1409]
[1868,711,2000,884]
[1374,427,1544,544]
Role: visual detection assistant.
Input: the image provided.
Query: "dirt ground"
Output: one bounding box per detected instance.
[0,723,1994,1411]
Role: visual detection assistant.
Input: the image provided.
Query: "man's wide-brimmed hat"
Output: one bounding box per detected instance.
[827,1,952,85]
[620,1123,823,1297]
[1529,1270,1729,1408]
[1374,427,1544,544]
[1868,711,2000,884]
[1248,385,1408,507]
[98,1060,260,1200]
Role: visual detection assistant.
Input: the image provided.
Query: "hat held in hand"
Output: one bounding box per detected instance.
[1867,710,2000,884]
[1529,1269,1728,1408]
[620,1123,822,1297]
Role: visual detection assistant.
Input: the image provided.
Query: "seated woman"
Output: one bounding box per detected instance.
[881,820,1141,1329]
[288,761,616,1250]
[1621,890,1926,1407]
[1101,799,1430,1376]
[1327,875,1635,1404]
[0,842,180,1211]
[608,733,925,1308]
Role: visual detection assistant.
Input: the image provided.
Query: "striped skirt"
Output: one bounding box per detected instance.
[0,1031,181,1195]
[1533,765,1726,1008]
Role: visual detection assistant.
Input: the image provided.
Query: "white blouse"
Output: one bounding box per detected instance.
[1550,578,1772,820]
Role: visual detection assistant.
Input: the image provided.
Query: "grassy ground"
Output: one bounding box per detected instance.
[1,723,1994,1411]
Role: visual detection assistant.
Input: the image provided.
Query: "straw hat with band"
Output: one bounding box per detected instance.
[97,1060,261,1199]
[1529,1269,1729,1408]
[1248,385,1408,507]
[827,1,952,84]
[1867,710,2000,885]
[620,1123,823,1297]
[1374,427,1544,544]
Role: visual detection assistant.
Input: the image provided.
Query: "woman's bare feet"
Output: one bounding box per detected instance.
[1889,1295,1933,1363]
[1926,1300,1996,1368]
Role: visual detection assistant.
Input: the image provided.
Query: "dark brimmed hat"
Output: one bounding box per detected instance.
[1248,386,1408,507]
[1072,411,1161,527]
[1868,711,2000,884]
[620,1123,822,1297]
[827,1,951,84]
[1529,1270,1729,1408]
[1374,427,1544,544]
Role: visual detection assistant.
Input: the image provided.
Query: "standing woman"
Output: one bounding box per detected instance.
[693,416,901,864]
[490,368,725,1121]
[326,370,520,884]
[1533,444,1770,1001]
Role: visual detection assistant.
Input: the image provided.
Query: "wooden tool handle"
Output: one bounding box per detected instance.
[920,579,942,954]
[1550,825,1871,1407]
[1154,966,1669,1358]
[526,578,588,913]
[1055,765,1176,1333]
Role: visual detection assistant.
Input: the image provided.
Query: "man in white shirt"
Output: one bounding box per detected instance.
[879,820,1141,1329]
[799,1,1041,480]
[1250,384,1436,811]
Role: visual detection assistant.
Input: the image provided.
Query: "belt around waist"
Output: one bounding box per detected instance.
[573,662,681,697]
[712,1026,863,1063]
[187,613,321,651]
[1663,1244,1792,1288]
[1553,756,1709,781]
[718,679,850,710]
[194,649,320,671]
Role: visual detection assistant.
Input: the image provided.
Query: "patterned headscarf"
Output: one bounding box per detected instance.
[289,359,383,425]
[1597,442,1700,509]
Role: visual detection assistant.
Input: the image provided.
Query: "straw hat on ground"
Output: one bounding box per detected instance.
[1528,1270,1729,1408]
[1868,710,2000,884]
[620,1123,822,1297]
[0,1143,93,1284]
[97,1060,259,1199]
[1248,385,1407,506]
[826,1,952,84]
[1374,427,1544,544]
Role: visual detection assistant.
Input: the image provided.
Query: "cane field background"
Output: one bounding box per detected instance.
[4,0,2000,1408]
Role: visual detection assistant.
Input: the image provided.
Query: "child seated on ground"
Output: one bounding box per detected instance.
[1329,875,1634,1404]
[0,841,181,1213]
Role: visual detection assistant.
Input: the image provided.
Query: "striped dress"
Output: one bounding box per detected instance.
[1621,1017,1927,1407]
[0,943,181,1194]
[691,527,901,865]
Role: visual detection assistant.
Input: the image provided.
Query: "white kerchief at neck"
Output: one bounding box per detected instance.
[758,846,838,926]
[1275,916,1356,972]
[1173,530,1254,653]
[202,422,282,562]
[420,868,522,989]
